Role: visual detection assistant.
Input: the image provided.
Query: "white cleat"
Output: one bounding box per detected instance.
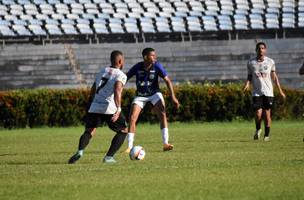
[103,156,117,163]
[264,136,270,142]
[253,129,262,140]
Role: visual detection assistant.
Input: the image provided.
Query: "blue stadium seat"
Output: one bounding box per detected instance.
[0,25,16,36]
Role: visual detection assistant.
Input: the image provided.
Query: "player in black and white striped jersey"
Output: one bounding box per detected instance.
[68,50,127,164]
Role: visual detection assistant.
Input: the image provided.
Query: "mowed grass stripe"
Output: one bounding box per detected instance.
[0,121,303,200]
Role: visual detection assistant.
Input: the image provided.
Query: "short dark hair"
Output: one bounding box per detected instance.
[110,50,123,64]
[142,47,155,58]
[256,42,266,50]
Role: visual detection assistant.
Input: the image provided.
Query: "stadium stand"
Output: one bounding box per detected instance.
[1,38,303,90]
[0,0,304,42]
[0,0,304,90]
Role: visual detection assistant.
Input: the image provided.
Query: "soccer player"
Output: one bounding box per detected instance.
[68,50,128,164]
[125,47,180,152]
[243,42,286,141]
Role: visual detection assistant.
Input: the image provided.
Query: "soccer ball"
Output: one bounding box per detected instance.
[129,146,145,160]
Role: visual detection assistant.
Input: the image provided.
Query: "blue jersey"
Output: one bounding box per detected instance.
[127,61,168,97]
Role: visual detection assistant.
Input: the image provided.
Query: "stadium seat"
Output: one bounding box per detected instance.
[298,12,304,27]
[20,14,34,20]
[28,24,47,36]
[61,24,78,35]
[45,24,63,35]
[45,19,59,25]
[48,0,60,5]
[76,23,93,35]
[61,19,75,25]
[139,18,156,33]
[218,15,233,30]
[93,22,108,34]
[265,13,279,29]
[282,13,295,28]
[66,13,80,20]
[186,16,202,32]
[202,16,218,31]
[28,19,43,25]
[0,25,15,36]
[2,0,16,6]
[249,14,264,29]
[12,24,32,36]
[233,14,248,30]
[14,19,27,26]
[155,17,171,33]
[171,17,186,32]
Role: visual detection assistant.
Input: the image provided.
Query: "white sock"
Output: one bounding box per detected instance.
[127,133,135,149]
[78,150,83,156]
[161,128,169,144]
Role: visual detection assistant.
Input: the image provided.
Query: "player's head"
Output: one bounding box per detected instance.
[142,48,157,64]
[255,42,267,57]
[110,50,124,69]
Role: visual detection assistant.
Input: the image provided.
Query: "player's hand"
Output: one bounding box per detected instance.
[243,82,250,92]
[172,97,180,109]
[111,111,120,122]
[280,90,286,99]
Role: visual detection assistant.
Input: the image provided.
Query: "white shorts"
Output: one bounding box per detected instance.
[132,92,165,109]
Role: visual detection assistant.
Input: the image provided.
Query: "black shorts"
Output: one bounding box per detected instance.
[252,96,274,110]
[85,112,127,132]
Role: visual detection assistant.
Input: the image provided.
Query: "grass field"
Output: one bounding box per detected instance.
[0,121,303,200]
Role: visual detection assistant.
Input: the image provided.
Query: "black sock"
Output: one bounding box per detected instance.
[256,122,261,130]
[265,127,270,137]
[106,132,127,157]
[78,131,92,150]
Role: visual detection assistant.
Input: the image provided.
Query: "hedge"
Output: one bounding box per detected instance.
[0,83,303,128]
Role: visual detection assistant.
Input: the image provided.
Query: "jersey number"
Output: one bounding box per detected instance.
[96,77,109,94]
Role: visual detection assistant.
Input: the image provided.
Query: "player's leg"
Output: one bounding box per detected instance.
[264,109,271,141]
[263,96,273,141]
[152,93,173,151]
[253,96,263,140]
[126,103,142,152]
[103,113,128,163]
[68,113,98,164]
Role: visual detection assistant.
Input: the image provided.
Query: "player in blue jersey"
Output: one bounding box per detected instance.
[125,47,180,152]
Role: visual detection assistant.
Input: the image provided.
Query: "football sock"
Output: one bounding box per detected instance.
[161,128,169,144]
[106,132,127,157]
[77,150,84,156]
[264,126,270,137]
[256,123,261,131]
[127,133,135,149]
[78,131,92,151]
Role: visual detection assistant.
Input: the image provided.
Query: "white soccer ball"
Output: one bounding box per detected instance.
[129,145,145,160]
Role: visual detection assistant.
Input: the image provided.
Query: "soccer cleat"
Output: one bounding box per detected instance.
[264,136,270,142]
[253,129,262,140]
[163,143,174,151]
[68,152,82,164]
[103,156,116,163]
[124,148,131,153]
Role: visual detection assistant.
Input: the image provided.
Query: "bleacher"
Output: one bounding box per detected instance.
[0,0,304,43]
[0,0,304,90]
[1,38,303,90]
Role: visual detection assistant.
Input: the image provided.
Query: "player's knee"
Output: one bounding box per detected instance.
[85,128,95,136]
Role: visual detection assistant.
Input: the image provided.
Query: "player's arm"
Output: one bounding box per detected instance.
[243,62,252,92]
[126,64,137,81]
[86,82,96,112]
[163,76,180,109]
[271,71,286,99]
[243,74,252,92]
[111,80,124,122]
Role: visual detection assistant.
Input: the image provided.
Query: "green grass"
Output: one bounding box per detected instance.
[0,121,303,200]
